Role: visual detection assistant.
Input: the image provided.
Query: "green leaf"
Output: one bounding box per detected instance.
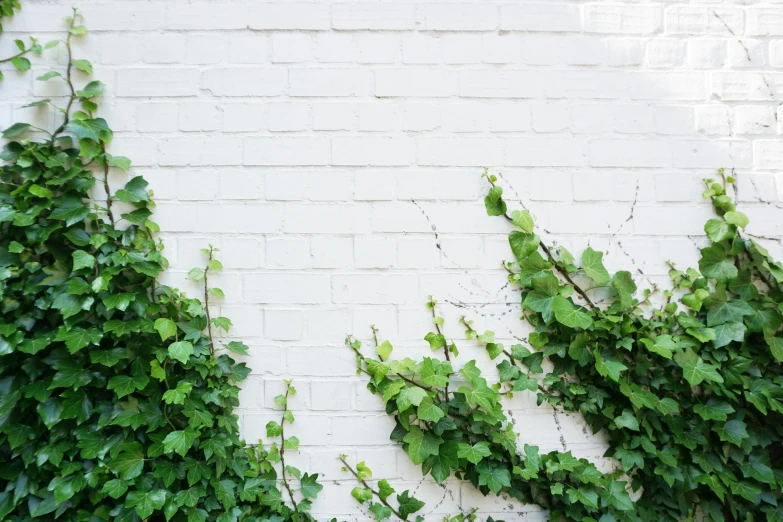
[581,247,610,285]
[509,232,540,262]
[673,348,724,387]
[351,487,372,504]
[107,373,149,398]
[602,480,634,511]
[724,210,749,229]
[72,59,93,73]
[54,327,102,354]
[376,339,393,360]
[115,176,149,202]
[694,400,735,422]
[594,351,627,382]
[72,250,95,270]
[511,209,534,233]
[457,441,492,464]
[612,271,637,309]
[396,491,425,520]
[2,122,31,138]
[300,473,323,499]
[163,429,197,456]
[126,489,167,519]
[484,185,507,216]
[704,218,733,242]
[28,184,53,199]
[377,479,395,501]
[154,318,177,342]
[397,386,427,411]
[416,396,445,422]
[551,295,593,329]
[403,426,443,465]
[65,118,111,142]
[424,332,446,350]
[369,503,393,521]
[477,463,511,493]
[169,341,194,364]
[699,245,738,281]
[11,56,30,71]
[108,443,145,480]
[614,409,639,431]
[715,419,748,446]
[101,479,129,499]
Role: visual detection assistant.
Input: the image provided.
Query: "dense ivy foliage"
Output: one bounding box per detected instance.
[341,457,427,522]
[353,171,783,521]
[0,12,324,522]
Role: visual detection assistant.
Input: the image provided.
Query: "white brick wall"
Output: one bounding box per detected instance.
[3,1,783,519]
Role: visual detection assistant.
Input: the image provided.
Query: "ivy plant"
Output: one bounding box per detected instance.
[0,11,324,522]
[353,170,783,521]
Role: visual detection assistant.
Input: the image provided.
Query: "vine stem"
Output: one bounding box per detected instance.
[204,246,214,355]
[0,48,30,64]
[340,456,406,521]
[486,178,598,310]
[279,385,298,511]
[51,8,78,140]
[366,330,435,393]
[429,298,452,400]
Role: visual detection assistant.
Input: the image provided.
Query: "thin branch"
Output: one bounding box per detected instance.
[204,246,215,355]
[279,385,298,511]
[340,456,406,521]
[486,177,598,310]
[429,298,452,400]
[51,9,78,141]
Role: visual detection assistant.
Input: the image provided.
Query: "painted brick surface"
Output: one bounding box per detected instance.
[3,1,783,519]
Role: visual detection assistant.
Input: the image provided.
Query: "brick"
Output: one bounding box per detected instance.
[185,35,227,65]
[178,102,219,131]
[289,68,370,97]
[333,275,418,304]
[711,72,775,102]
[243,274,331,304]
[417,138,502,166]
[747,8,783,36]
[505,138,587,167]
[589,139,671,168]
[459,70,542,98]
[268,103,310,132]
[159,137,243,166]
[196,204,282,233]
[140,34,185,64]
[266,238,311,269]
[671,140,752,169]
[734,106,776,135]
[283,205,371,234]
[665,7,744,36]
[164,3,248,29]
[223,103,267,132]
[584,5,662,35]
[203,68,286,96]
[695,106,731,136]
[312,103,356,131]
[117,68,199,97]
[376,69,457,97]
[264,310,303,341]
[755,141,783,170]
[500,3,580,32]
[271,34,314,63]
[332,137,414,166]
[355,238,396,269]
[332,3,416,30]
[416,3,498,31]
[248,3,330,30]
[244,137,330,166]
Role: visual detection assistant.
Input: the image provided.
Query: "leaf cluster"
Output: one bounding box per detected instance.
[0,13,323,522]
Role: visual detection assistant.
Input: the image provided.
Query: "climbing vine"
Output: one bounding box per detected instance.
[352,171,783,521]
[0,11,324,521]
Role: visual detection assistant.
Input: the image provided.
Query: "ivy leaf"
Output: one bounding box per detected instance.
[594,351,627,382]
[2,122,31,138]
[612,271,636,309]
[54,327,102,354]
[376,340,393,360]
[300,473,323,499]
[377,479,395,501]
[715,419,749,446]
[72,250,95,270]
[602,481,634,511]
[11,56,30,71]
[163,429,197,457]
[424,332,446,350]
[416,396,445,422]
[369,503,393,521]
[72,59,93,73]
[125,489,167,519]
[154,318,177,342]
[457,441,492,464]
[581,247,610,285]
[115,176,149,203]
[673,348,724,387]
[551,295,593,329]
[511,209,534,233]
[397,386,427,411]
[509,232,540,262]
[107,374,149,398]
[484,185,507,216]
[396,491,425,520]
[699,245,738,281]
[168,341,194,364]
[694,400,735,422]
[704,218,733,242]
[614,409,639,431]
[724,210,749,229]
[65,118,111,143]
[477,463,511,493]
[403,426,443,465]
[351,487,372,504]
[100,479,129,499]
[108,443,145,480]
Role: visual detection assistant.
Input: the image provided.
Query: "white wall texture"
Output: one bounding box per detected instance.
[3,0,783,519]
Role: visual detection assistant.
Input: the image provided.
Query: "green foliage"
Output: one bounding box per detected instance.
[353,170,783,521]
[0,12,323,522]
[341,457,426,522]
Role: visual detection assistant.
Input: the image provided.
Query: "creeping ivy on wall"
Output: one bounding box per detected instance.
[0,11,325,522]
[353,170,783,521]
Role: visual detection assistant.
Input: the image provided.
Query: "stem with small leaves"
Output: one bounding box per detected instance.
[340,456,406,522]
[279,385,297,511]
